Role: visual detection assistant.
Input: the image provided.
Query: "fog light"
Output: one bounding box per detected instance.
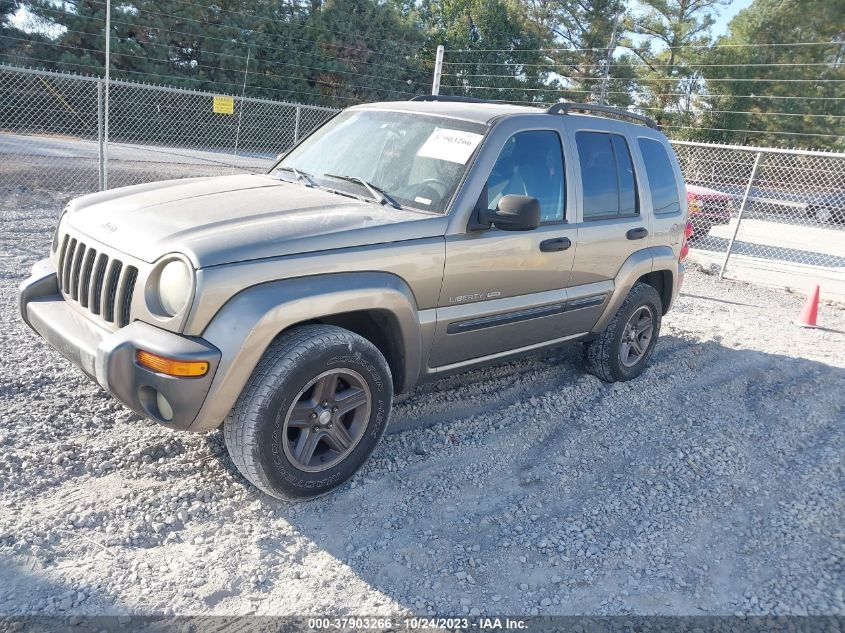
[156,392,174,421]
[136,350,208,377]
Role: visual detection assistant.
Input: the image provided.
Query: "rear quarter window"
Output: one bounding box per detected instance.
[637,138,681,215]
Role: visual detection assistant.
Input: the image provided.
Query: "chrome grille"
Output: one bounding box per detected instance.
[56,232,137,328]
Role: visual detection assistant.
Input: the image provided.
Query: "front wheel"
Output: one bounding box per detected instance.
[224,325,393,500]
[584,282,662,382]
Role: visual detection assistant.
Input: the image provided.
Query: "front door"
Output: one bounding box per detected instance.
[430,129,577,369]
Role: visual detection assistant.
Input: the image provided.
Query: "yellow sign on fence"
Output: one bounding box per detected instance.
[212,95,234,115]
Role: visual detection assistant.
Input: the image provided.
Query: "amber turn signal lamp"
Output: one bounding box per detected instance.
[136,350,208,377]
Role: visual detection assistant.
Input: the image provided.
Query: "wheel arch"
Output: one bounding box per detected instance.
[591,246,679,333]
[188,272,422,432]
[636,269,674,315]
[303,309,407,395]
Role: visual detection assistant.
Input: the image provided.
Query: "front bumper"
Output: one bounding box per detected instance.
[19,259,221,431]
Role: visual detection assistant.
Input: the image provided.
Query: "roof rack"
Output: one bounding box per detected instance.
[546,102,658,130]
[409,95,494,104]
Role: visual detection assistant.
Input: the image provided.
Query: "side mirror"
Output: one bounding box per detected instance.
[480,195,541,231]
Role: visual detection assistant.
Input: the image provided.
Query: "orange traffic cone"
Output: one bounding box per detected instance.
[795,284,820,328]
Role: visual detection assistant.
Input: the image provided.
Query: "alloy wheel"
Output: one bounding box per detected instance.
[281,369,371,472]
[619,306,654,368]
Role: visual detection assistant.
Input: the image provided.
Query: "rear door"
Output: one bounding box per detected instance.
[557,120,650,336]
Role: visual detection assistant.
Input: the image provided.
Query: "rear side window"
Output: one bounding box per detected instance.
[576,131,638,220]
[638,138,681,215]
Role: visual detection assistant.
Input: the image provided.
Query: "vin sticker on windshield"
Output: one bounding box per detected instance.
[417,128,484,164]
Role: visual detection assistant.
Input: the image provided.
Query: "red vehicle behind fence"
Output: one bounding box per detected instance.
[686,184,733,240]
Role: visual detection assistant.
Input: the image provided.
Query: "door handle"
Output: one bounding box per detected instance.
[540,237,572,252]
[626,227,648,240]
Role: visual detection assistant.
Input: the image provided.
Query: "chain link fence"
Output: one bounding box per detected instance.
[673,141,845,294]
[0,65,101,193]
[1,63,842,294]
[0,64,338,194]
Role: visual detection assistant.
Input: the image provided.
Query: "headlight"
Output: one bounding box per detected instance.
[157,260,192,316]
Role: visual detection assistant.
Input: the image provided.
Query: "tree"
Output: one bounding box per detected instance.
[620,0,728,127]
[696,0,845,149]
[1,0,21,58]
[521,0,634,104]
[419,0,558,104]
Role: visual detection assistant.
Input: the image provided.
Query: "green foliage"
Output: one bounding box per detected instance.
[695,0,845,149]
[9,0,429,105]
[419,0,555,103]
[1,0,842,148]
[620,0,728,128]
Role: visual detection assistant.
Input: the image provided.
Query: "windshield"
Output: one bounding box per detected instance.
[271,110,488,214]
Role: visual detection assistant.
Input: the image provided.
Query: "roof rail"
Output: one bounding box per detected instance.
[410,95,494,104]
[546,102,658,130]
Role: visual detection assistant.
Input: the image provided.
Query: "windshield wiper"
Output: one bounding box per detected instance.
[277,166,318,188]
[324,173,402,209]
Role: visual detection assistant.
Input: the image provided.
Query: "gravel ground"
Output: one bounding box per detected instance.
[1,184,843,619]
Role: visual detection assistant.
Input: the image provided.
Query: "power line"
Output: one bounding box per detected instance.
[442,76,845,87]
[11,25,427,83]
[106,0,423,54]
[432,92,845,123]
[661,125,844,139]
[442,86,845,103]
[24,4,430,79]
[439,82,845,101]
[446,41,844,53]
[638,107,845,119]
[0,33,421,93]
[443,60,840,69]
[79,0,418,63]
[0,55,365,103]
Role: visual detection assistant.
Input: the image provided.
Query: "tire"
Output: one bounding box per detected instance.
[224,324,393,500]
[584,282,663,383]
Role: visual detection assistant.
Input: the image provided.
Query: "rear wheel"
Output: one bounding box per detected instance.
[584,282,662,382]
[224,325,393,500]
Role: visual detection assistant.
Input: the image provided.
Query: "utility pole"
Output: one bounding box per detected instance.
[103,0,111,190]
[431,45,444,95]
[599,7,621,105]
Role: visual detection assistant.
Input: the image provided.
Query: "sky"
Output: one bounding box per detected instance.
[712,0,754,36]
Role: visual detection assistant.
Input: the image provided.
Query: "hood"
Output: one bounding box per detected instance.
[65,174,446,267]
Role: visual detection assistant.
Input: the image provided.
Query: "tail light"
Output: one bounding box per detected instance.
[686,192,701,215]
[679,219,693,262]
